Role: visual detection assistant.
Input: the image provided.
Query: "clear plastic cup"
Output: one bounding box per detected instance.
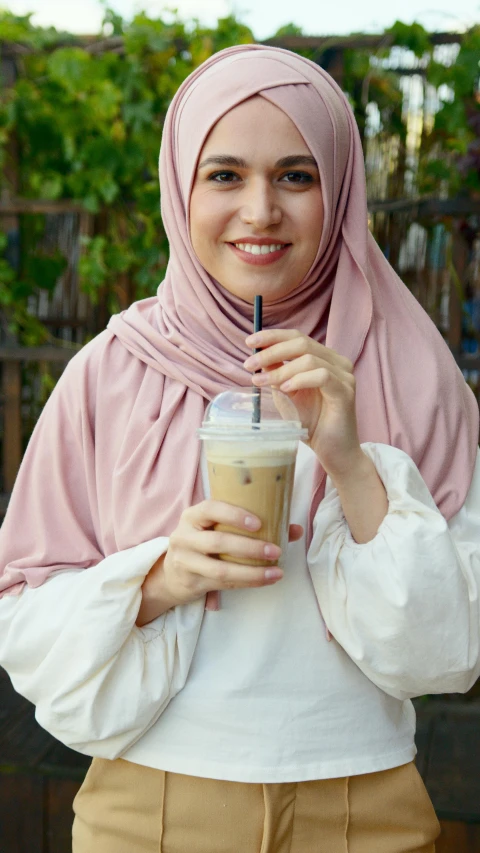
[197,388,308,566]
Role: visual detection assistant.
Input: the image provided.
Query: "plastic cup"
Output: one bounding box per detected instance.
[197,388,308,566]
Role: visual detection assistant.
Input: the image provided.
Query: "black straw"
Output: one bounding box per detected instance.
[253,295,263,426]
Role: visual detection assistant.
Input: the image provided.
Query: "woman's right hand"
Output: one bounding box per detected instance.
[136,500,285,626]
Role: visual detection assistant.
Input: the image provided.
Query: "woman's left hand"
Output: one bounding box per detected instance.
[244,329,363,481]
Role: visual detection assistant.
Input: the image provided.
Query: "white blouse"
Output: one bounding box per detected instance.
[0,442,479,782]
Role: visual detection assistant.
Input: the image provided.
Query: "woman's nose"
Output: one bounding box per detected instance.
[239,180,282,229]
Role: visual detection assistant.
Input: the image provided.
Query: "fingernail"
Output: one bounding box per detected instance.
[264,544,281,558]
[253,373,269,385]
[265,568,283,580]
[246,334,261,346]
[280,380,291,391]
[245,516,260,529]
[244,355,261,370]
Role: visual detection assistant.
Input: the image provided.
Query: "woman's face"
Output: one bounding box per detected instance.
[189,97,324,304]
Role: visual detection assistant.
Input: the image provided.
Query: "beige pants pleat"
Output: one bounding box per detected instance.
[260,783,297,853]
[288,777,349,853]
[72,759,440,853]
[347,763,440,853]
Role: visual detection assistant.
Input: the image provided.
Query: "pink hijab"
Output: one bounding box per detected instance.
[0,44,478,603]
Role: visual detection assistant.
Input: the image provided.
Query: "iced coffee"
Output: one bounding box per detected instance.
[206,449,295,565]
[198,388,307,568]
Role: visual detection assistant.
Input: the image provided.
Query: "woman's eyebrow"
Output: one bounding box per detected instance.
[275,155,318,169]
[198,155,247,169]
[197,154,318,170]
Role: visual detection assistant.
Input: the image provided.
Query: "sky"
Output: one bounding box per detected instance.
[2,0,480,38]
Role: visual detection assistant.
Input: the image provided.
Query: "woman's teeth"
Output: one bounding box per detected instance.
[234,243,285,255]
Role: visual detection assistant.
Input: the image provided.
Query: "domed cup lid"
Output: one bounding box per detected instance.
[197,387,308,441]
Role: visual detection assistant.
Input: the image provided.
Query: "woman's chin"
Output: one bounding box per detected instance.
[217,277,301,304]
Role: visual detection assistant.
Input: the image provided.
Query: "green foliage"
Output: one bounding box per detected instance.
[0,10,73,49]
[102,6,124,36]
[0,11,478,346]
[387,20,431,58]
[421,26,480,194]
[273,23,304,38]
[344,47,404,145]
[208,15,254,52]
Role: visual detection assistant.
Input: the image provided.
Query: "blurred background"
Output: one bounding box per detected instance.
[0,1,479,851]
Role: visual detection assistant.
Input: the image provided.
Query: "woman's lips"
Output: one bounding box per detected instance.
[228,243,291,266]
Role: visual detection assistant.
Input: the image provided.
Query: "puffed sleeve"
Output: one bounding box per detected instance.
[0,539,205,758]
[0,337,205,757]
[307,443,480,700]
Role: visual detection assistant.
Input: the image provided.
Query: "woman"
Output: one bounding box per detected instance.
[0,44,479,853]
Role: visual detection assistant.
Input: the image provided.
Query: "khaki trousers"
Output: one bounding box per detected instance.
[72,758,440,853]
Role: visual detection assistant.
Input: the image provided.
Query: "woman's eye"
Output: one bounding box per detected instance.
[281,171,314,184]
[208,171,240,183]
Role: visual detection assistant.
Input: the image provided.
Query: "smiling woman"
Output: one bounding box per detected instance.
[0,43,480,853]
[190,97,324,303]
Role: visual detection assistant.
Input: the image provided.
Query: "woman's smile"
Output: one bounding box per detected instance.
[227,238,292,266]
[189,96,324,304]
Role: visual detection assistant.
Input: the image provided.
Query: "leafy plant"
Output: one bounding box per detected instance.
[419,27,480,194]
[387,20,431,58]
